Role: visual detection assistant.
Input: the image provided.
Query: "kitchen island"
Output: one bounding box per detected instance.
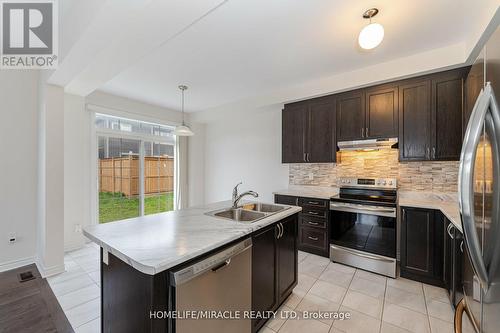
[83,200,301,333]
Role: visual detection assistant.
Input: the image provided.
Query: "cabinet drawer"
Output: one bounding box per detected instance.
[298,197,329,208]
[274,194,298,206]
[301,207,328,219]
[299,227,328,251]
[300,216,327,229]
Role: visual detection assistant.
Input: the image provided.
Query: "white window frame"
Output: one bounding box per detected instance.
[88,105,177,225]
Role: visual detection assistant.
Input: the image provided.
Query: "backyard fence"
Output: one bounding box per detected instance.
[99,156,174,197]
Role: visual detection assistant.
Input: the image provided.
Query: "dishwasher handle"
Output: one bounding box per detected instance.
[171,238,252,286]
[211,258,231,272]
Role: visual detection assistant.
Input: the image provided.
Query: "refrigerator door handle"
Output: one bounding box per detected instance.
[459,84,494,289]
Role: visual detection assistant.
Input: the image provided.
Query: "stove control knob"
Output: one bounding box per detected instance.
[389,181,393,185]
[383,181,387,185]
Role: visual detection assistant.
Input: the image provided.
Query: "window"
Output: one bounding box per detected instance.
[95,113,175,223]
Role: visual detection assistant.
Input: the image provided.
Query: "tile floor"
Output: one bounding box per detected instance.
[49,244,455,333]
[47,243,101,333]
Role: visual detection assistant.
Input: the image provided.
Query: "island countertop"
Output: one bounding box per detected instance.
[83,201,302,275]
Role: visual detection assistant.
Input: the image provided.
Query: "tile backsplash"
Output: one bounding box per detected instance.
[289,149,459,192]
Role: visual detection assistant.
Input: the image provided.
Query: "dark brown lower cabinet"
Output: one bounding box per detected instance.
[275,194,330,257]
[252,215,298,333]
[444,218,464,307]
[400,207,444,287]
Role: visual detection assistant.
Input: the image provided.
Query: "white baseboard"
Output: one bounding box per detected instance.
[35,258,65,278]
[0,256,35,273]
[64,239,85,252]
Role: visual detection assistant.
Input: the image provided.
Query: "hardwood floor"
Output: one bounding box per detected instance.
[0,264,74,333]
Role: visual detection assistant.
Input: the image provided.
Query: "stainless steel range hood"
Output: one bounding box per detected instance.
[337,137,398,151]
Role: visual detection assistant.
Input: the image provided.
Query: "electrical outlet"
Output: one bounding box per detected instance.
[308,173,314,180]
[75,224,82,233]
[8,232,16,244]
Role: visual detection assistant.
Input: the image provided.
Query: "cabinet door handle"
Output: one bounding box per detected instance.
[303,153,306,162]
[308,236,319,241]
[276,223,282,239]
[308,211,319,215]
[361,127,364,138]
[460,241,464,252]
[307,221,319,226]
[295,197,299,206]
[307,201,319,205]
[307,153,310,162]
[366,127,369,137]
[426,147,430,159]
[432,147,436,159]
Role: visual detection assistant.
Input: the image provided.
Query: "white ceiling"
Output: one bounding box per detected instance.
[56,0,472,112]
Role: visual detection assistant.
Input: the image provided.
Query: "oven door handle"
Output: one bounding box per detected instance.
[329,203,396,217]
[330,245,395,263]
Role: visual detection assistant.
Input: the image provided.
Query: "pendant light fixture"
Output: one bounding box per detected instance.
[173,85,194,136]
[358,8,384,50]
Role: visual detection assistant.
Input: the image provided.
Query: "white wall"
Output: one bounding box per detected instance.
[192,104,289,204]
[0,71,39,271]
[64,93,90,251]
[36,83,65,277]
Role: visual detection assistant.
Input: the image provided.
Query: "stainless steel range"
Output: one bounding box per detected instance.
[330,177,397,278]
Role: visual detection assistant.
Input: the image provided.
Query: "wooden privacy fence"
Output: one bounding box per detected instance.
[99,156,174,197]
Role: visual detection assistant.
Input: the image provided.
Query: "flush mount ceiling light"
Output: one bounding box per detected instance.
[173,85,194,136]
[358,8,384,50]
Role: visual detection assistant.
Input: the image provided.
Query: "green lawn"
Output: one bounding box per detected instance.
[99,192,174,223]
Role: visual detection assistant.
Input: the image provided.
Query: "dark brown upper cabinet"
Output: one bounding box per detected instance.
[336,86,398,141]
[431,71,464,160]
[282,97,335,163]
[282,101,307,163]
[399,68,466,161]
[365,85,399,138]
[336,90,365,141]
[399,80,432,161]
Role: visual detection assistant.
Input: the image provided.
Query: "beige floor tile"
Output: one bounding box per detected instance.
[349,276,386,299]
[333,306,381,333]
[382,302,430,333]
[386,278,423,296]
[56,283,100,310]
[283,288,307,309]
[342,290,383,319]
[328,328,345,333]
[328,262,356,275]
[278,317,330,333]
[309,280,347,304]
[380,322,412,333]
[297,273,317,292]
[385,286,427,314]
[303,254,331,267]
[426,299,454,323]
[298,251,309,263]
[299,261,327,279]
[354,269,387,285]
[423,284,449,303]
[429,316,454,333]
[319,268,354,288]
[296,293,340,325]
[265,305,293,332]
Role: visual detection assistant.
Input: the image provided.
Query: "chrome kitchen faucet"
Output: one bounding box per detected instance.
[232,182,259,208]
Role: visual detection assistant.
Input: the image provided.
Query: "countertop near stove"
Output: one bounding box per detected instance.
[273,185,339,200]
[398,191,462,233]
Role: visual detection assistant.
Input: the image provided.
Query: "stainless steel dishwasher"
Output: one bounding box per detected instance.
[169,238,252,333]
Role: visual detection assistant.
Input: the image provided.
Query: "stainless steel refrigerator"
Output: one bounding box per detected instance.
[457,23,500,333]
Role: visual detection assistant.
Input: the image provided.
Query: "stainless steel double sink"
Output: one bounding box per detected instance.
[205,203,290,223]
